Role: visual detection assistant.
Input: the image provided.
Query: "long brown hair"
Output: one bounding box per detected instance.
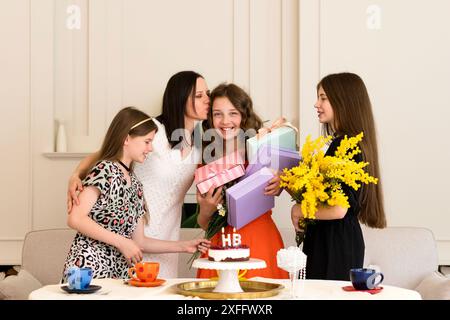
[96,106,158,172]
[318,72,386,228]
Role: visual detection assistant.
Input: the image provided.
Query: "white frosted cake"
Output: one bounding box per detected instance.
[207,245,250,262]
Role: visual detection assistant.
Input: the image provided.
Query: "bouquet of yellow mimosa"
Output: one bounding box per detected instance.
[280,132,378,246]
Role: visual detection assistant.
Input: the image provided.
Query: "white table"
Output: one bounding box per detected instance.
[29,277,421,300]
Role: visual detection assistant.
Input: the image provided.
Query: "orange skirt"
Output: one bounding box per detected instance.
[196,211,289,279]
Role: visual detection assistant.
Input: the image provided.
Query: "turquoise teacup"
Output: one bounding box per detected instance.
[66,267,93,290]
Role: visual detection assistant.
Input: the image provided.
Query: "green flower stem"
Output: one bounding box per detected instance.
[187,184,232,268]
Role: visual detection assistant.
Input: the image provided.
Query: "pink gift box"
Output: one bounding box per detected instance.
[195,153,245,194]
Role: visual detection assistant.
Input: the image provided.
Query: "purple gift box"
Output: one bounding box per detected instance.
[244,144,301,179]
[226,167,275,230]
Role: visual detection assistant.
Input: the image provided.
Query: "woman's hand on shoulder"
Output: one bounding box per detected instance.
[67,151,101,213]
[67,173,83,213]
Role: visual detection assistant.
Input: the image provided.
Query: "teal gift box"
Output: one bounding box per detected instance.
[246,126,297,162]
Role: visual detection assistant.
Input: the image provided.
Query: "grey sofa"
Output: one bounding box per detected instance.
[1,226,449,299]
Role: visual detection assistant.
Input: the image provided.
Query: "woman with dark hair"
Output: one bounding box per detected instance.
[66,71,211,278]
[290,72,386,280]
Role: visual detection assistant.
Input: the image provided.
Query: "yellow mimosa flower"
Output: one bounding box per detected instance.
[280,132,378,232]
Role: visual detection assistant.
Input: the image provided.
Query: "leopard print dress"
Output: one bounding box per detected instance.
[62,160,147,280]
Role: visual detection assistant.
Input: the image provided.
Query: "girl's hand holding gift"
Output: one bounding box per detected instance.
[264,171,282,196]
[196,186,223,230]
[197,186,223,214]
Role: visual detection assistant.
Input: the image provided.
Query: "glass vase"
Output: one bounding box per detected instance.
[288,270,300,298]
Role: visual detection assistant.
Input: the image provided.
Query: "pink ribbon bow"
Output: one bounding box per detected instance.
[256,117,299,139]
[205,166,228,179]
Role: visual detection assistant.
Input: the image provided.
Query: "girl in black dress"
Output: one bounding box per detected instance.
[290,73,387,280]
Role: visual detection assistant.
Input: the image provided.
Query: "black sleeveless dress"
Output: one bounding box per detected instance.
[302,136,365,280]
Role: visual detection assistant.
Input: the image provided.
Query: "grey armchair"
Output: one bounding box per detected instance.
[0,228,76,299]
[361,226,449,299]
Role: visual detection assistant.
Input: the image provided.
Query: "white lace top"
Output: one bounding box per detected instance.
[134,118,199,278]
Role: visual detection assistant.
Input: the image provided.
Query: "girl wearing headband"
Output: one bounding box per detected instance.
[63,107,209,280]
[66,71,211,278]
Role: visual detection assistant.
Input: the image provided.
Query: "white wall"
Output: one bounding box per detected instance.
[0,0,31,264]
[299,0,450,264]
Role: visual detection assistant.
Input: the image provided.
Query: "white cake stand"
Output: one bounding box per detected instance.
[192,258,266,293]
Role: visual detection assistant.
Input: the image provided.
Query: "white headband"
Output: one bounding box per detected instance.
[130,117,153,131]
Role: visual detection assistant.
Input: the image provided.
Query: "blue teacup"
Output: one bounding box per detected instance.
[349,268,384,290]
[66,267,93,290]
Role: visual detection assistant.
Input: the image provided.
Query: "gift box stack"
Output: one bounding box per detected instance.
[194,117,301,230]
[194,151,245,195]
